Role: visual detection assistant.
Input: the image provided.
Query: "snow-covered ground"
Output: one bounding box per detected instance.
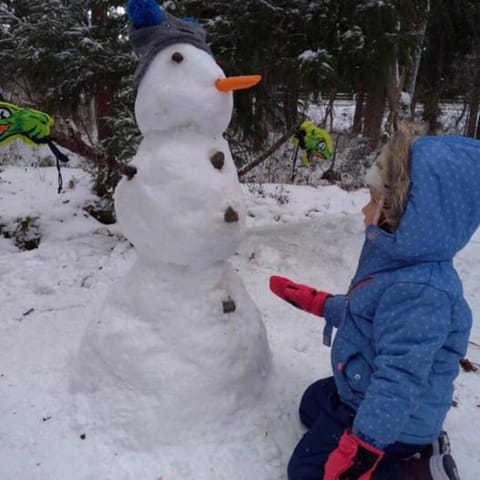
[0,165,479,479]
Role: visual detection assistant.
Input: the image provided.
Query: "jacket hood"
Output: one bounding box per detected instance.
[354,136,480,281]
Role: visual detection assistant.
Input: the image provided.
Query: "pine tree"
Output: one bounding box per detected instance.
[335,1,425,145]
[0,0,136,156]
[460,1,480,138]
[416,0,478,134]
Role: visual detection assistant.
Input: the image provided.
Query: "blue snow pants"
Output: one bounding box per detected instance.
[288,377,426,480]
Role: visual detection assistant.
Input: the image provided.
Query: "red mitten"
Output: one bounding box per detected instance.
[269,275,331,317]
[324,431,384,480]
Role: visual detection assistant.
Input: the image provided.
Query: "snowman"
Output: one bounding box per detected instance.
[71,1,283,466]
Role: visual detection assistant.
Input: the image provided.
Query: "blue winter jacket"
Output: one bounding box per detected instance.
[323,135,480,448]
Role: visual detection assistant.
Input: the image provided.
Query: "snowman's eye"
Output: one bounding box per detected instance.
[0,108,10,119]
[171,52,184,63]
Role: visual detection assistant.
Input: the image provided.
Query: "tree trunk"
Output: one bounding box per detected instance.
[283,77,299,130]
[94,77,116,142]
[91,4,115,142]
[405,0,430,119]
[363,85,386,147]
[352,86,365,135]
[384,64,403,135]
[423,30,446,134]
[466,44,480,138]
[322,89,337,131]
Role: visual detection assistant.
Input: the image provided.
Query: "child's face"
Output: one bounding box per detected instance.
[362,188,383,227]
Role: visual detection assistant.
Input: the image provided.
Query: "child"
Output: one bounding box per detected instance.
[270,129,480,479]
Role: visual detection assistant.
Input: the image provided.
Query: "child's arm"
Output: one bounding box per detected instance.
[269,275,346,347]
[269,275,332,317]
[352,282,452,449]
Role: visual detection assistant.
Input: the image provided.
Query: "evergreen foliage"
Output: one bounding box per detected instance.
[0,0,136,152]
[0,0,479,179]
[417,0,480,133]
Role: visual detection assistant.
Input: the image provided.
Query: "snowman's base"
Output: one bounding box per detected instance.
[71,259,277,452]
[72,371,299,480]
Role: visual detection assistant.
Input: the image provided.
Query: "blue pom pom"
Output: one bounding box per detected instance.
[126,0,165,28]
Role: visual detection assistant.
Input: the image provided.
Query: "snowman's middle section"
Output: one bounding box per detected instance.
[114,131,246,270]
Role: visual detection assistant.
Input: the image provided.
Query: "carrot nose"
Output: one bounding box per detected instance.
[215,75,262,92]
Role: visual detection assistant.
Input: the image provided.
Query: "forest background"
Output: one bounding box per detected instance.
[1,0,480,202]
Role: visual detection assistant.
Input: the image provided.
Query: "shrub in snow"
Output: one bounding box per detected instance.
[1,215,41,250]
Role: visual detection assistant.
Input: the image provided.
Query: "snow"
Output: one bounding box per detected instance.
[1,7,479,476]
[0,165,479,479]
[298,49,329,62]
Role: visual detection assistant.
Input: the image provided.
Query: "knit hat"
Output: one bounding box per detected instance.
[127,0,212,87]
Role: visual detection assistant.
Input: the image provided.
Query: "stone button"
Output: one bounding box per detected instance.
[223,298,236,313]
[224,206,239,223]
[210,151,225,170]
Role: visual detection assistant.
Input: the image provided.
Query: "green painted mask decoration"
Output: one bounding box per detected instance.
[0,101,53,147]
[292,121,333,167]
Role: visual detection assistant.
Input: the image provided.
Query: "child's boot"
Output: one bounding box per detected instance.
[401,453,460,480]
[421,431,451,458]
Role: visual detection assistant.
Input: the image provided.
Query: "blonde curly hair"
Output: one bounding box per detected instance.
[365,123,424,232]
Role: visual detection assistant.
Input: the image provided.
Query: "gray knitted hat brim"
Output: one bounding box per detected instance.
[129,13,212,88]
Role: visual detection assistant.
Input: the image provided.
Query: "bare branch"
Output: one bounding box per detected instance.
[238,124,302,178]
[50,128,137,180]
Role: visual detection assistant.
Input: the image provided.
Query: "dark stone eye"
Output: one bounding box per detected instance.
[0,108,10,119]
[171,52,184,63]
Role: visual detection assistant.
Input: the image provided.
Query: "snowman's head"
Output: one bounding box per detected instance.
[127,1,261,137]
[134,43,233,136]
[126,0,229,136]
